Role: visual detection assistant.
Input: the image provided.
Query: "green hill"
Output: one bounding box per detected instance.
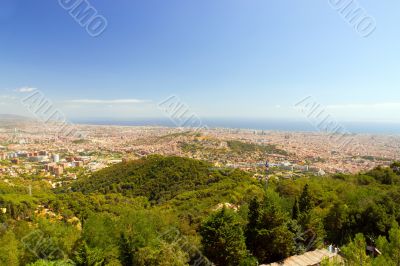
[71,155,257,203]
[227,140,288,155]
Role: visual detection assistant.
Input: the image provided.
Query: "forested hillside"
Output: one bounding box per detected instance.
[1,156,400,265]
[71,155,246,202]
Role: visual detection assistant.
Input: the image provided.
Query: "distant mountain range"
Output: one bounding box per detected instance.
[0,114,33,121]
[0,114,35,128]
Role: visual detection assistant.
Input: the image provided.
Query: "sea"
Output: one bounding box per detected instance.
[73,118,400,135]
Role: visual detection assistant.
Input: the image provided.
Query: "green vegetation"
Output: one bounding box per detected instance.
[1,156,400,265]
[227,140,288,155]
[179,140,227,155]
[159,131,194,140]
[70,155,254,204]
[71,139,90,145]
[360,155,390,162]
[200,208,249,265]
[245,195,295,263]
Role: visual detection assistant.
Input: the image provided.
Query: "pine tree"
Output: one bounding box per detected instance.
[292,198,300,220]
[200,208,248,266]
[74,241,89,266]
[342,233,371,266]
[0,231,19,266]
[299,184,312,214]
[245,195,295,264]
[119,233,133,266]
[246,198,261,253]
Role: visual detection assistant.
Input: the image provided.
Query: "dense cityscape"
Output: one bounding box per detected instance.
[1,116,399,184]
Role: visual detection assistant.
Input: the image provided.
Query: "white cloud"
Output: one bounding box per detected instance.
[15,87,36,93]
[0,95,16,100]
[327,102,400,109]
[66,99,150,104]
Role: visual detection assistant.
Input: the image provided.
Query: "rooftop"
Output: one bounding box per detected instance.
[263,249,340,266]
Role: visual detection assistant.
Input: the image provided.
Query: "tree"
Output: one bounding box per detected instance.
[387,225,400,265]
[200,208,248,266]
[297,210,325,252]
[74,241,89,266]
[0,231,19,266]
[342,233,371,266]
[299,184,312,214]
[367,167,399,185]
[375,224,400,266]
[74,241,106,266]
[320,257,344,266]
[292,198,300,220]
[246,198,262,253]
[119,233,133,266]
[27,260,75,266]
[390,162,400,175]
[133,242,189,266]
[324,202,349,245]
[245,196,295,263]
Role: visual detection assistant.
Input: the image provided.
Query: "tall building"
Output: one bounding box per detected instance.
[52,154,60,163]
[54,166,63,176]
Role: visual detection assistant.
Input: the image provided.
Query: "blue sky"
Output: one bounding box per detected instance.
[1,0,400,122]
